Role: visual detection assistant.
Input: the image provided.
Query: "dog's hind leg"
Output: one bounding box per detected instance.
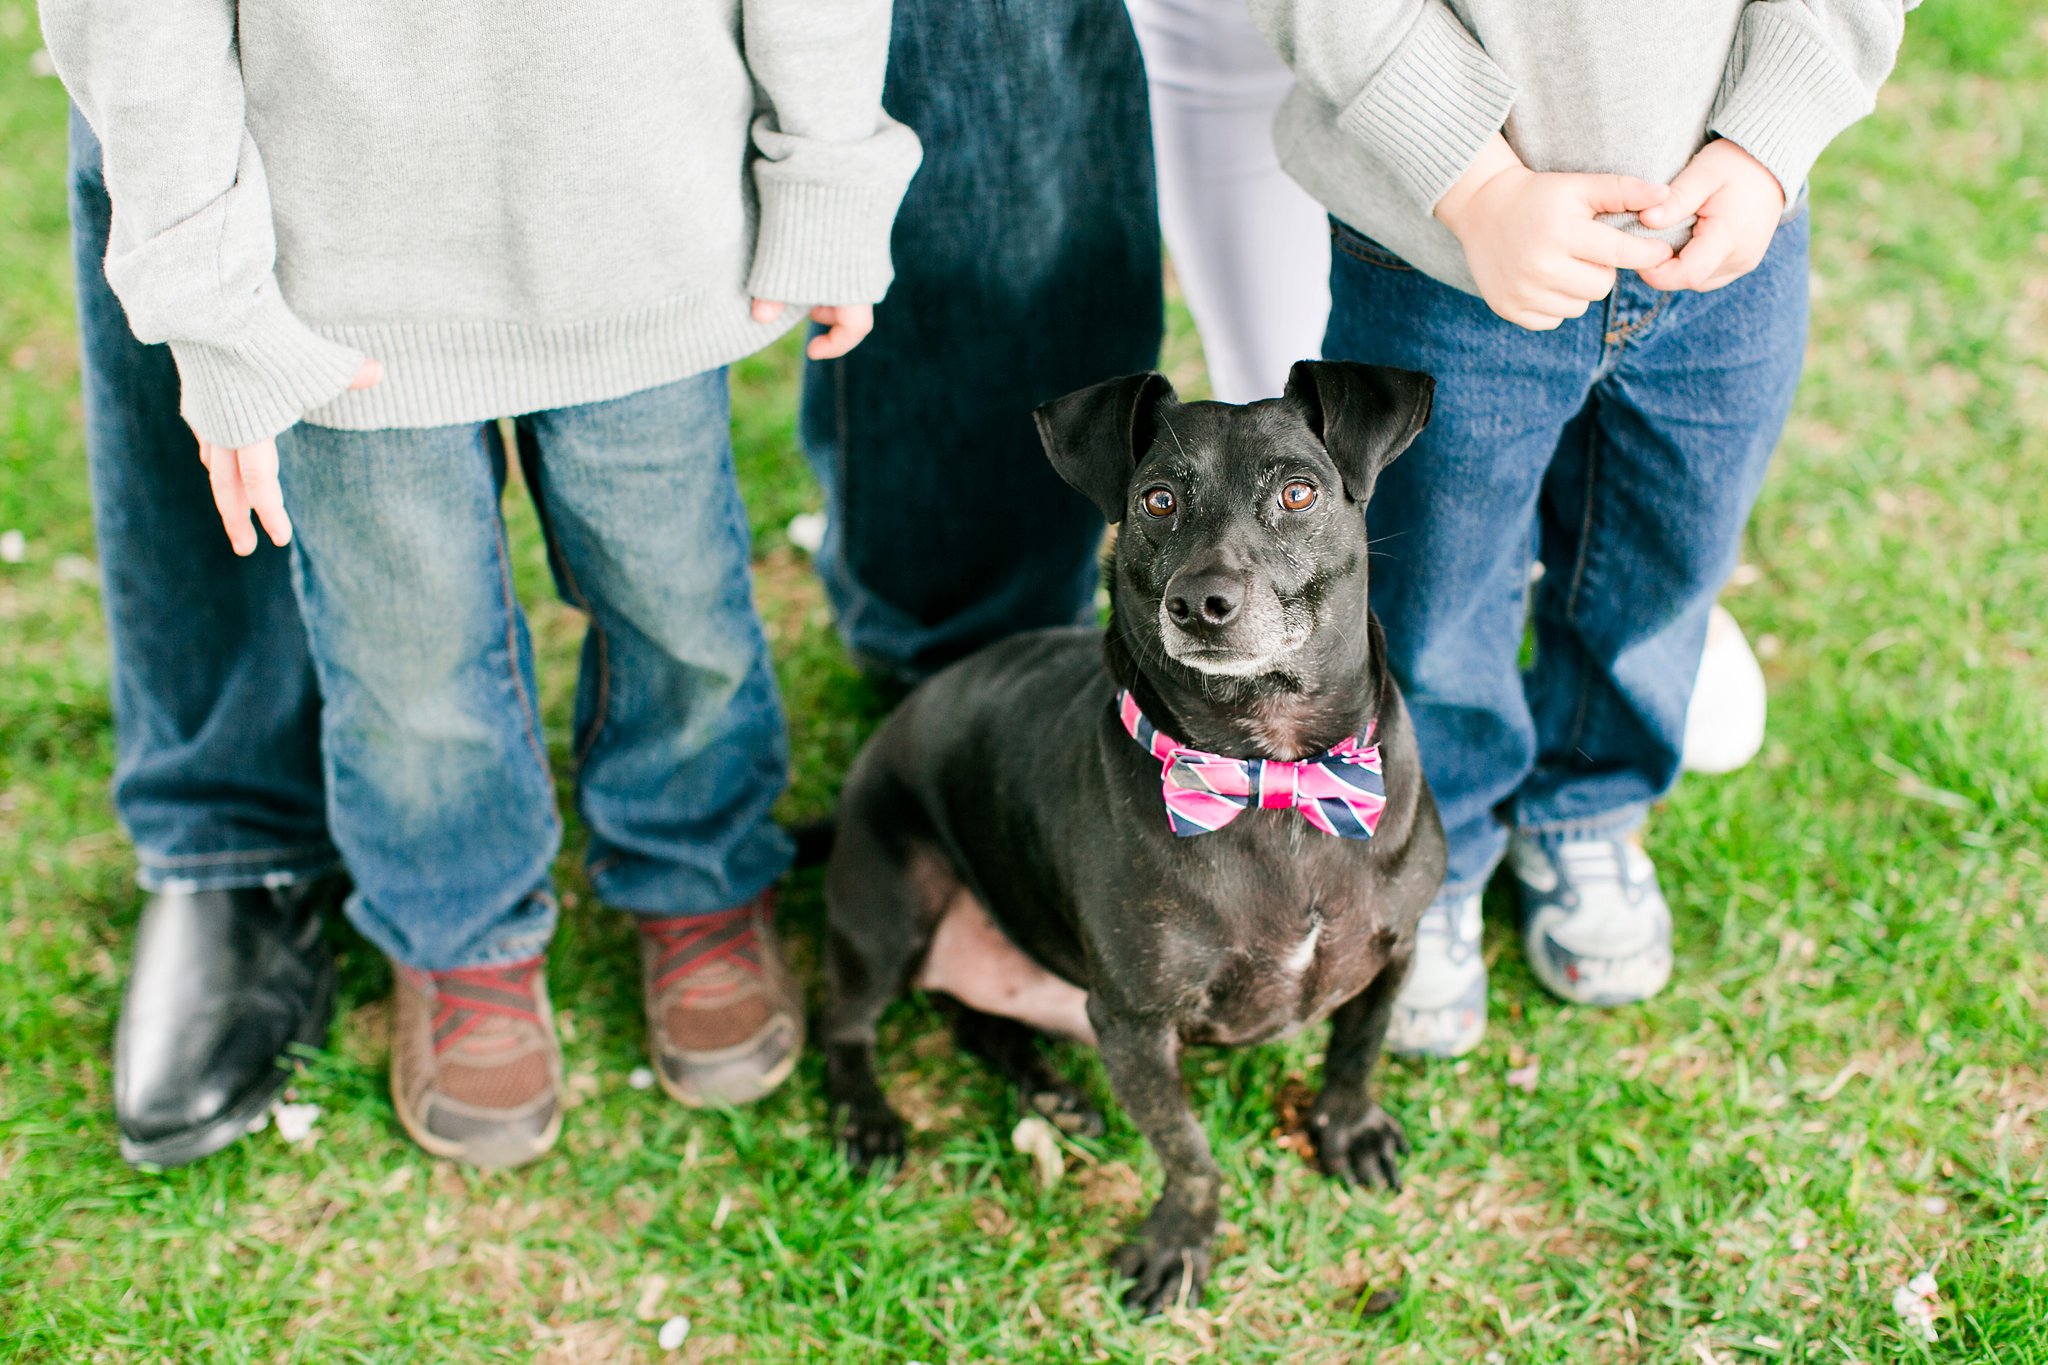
[949,1008,1105,1137]
[822,776,950,1170]
[1308,952,1412,1190]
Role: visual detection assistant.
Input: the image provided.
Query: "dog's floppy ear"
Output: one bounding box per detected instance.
[1284,361,1435,503]
[1033,371,1179,523]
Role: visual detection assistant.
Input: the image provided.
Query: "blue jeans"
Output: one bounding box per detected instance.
[67,108,336,893]
[802,0,1163,682]
[1324,211,1810,895]
[275,373,792,971]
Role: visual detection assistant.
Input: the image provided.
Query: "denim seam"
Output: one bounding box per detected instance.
[1328,223,1415,273]
[486,506,558,794]
[1601,290,1670,347]
[138,842,337,867]
[1558,411,1603,756]
[551,531,614,774]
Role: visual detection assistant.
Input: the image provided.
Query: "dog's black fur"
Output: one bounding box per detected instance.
[821,361,1447,1314]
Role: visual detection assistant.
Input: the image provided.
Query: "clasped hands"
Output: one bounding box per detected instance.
[1435,134,1787,332]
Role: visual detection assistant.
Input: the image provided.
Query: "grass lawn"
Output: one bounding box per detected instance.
[3,5,2044,1361]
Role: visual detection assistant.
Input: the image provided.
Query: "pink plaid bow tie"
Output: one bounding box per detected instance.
[1117,691,1387,840]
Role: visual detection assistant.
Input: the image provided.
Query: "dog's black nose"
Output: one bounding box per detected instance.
[1166,571,1241,629]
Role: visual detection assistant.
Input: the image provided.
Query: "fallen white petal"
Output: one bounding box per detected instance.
[0,530,25,563]
[244,1108,270,1135]
[786,512,827,556]
[628,1066,656,1091]
[272,1101,321,1143]
[1011,1115,1065,1189]
[27,49,56,78]
[657,1315,691,1351]
[1504,1063,1540,1093]
[1919,1195,1948,1215]
[1907,1270,1938,1298]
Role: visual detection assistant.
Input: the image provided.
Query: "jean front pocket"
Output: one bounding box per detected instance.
[1329,219,1415,273]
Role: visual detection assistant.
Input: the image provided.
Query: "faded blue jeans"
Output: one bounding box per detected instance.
[1324,210,1811,895]
[802,0,1163,682]
[68,108,337,893]
[276,372,792,971]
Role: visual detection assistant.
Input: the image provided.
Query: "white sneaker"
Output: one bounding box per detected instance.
[1511,833,1673,1006]
[1682,603,1766,774]
[1385,891,1487,1058]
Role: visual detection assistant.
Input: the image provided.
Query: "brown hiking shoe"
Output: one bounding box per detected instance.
[638,894,802,1107]
[390,956,563,1169]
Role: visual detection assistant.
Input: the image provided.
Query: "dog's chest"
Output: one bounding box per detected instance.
[1181,864,1396,1047]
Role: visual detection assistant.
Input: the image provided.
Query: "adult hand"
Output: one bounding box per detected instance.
[1435,134,1677,332]
[197,357,381,556]
[1636,139,1786,293]
[750,298,874,360]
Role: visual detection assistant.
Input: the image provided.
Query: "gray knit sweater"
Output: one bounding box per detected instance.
[1250,0,1911,294]
[41,2,922,446]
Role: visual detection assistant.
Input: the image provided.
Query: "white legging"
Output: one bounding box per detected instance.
[1126,0,1330,404]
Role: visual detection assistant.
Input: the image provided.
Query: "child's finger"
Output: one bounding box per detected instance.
[203,442,259,556]
[349,357,384,390]
[237,440,293,548]
[1639,228,1725,292]
[806,323,857,361]
[1639,161,1716,230]
[1543,257,1619,303]
[750,298,786,324]
[1572,173,1670,217]
[1569,221,1674,272]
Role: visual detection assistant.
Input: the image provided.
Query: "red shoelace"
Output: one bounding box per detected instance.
[426,957,545,1055]
[641,901,765,995]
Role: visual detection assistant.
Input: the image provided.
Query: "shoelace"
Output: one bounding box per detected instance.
[1555,840,1645,905]
[642,903,764,996]
[428,958,544,1055]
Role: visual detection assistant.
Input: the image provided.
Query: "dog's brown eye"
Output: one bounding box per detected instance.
[1142,487,1176,518]
[1280,481,1317,512]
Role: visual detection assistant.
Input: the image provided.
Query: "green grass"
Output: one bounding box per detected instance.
[3,3,2045,1360]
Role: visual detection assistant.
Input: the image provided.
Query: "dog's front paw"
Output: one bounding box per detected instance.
[1113,1235,1212,1316]
[1310,1097,1408,1191]
[835,1101,907,1172]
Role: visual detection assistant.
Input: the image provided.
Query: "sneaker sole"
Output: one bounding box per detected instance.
[652,1014,803,1110]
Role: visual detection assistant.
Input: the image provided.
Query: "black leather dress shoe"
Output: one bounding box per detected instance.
[115,874,345,1167]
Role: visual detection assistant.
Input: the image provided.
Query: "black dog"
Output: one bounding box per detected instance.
[821,361,1446,1313]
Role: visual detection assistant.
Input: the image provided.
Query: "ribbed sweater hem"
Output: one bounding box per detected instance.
[299,291,799,432]
[1336,4,1518,211]
[1708,6,1878,201]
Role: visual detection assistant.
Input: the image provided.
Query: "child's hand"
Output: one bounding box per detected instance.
[750,299,874,360]
[1635,140,1786,293]
[1435,134,1677,332]
[197,357,381,556]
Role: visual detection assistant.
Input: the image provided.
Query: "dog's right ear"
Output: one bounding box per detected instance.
[1033,371,1179,524]
[1284,361,1435,504]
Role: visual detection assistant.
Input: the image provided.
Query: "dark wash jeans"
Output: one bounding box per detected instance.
[802,0,1165,683]
[1324,212,1810,894]
[67,109,336,893]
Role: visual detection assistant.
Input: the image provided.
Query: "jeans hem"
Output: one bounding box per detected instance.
[136,846,343,894]
[1513,803,1650,846]
[598,846,794,920]
[347,890,560,974]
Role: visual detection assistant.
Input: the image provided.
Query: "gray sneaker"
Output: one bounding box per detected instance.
[1385,891,1487,1058]
[1512,833,1674,1006]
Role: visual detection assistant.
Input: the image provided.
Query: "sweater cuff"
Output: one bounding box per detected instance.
[167,287,366,447]
[1335,4,1518,211]
[745,119,922,307]
[1708,6,1878,202]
